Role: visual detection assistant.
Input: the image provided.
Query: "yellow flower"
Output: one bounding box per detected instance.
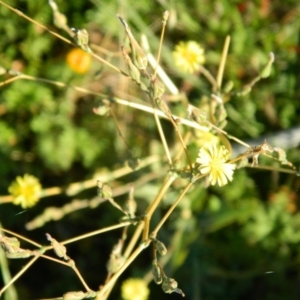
[8,174,42,208]
[196,144,235,186]
[173,41,205,73]
[121,278,149,300]
[195,131,220,149]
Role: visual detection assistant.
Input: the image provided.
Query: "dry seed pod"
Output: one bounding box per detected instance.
[71,28,91,53]
[124,196,137,218]
[46,233,68,260]
[149,77,165,101]
[121,46,141,84]
[152,260,163,284]
[117,15,148,70]
[162,277,185,296]
[128,156,140,171]
[6,249,33,259]
[155,240,167,256]
[97,181,113,199]
[63,291,85,300]
[107,255,125,274]
[0,236,20,253]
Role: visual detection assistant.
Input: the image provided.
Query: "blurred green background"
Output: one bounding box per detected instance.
[0,0,300,299]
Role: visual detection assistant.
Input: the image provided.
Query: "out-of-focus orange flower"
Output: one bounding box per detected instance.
[66,48,91,74]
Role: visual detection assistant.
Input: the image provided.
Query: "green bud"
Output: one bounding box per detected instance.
[236,85,251,97]
[260,52,275,78]
[223,80,234,93]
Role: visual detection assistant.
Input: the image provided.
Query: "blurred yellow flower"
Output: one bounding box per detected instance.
[121,278,149,300]
[66,48,91,74]
[195,131,220,148]
[196,144,235,186]
[8,174,42,208]
[173,41,205,73]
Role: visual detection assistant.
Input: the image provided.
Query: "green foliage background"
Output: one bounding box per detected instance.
[0,0,300,299]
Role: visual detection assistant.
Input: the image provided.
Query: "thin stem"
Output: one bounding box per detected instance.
[143,175,175,240]
[141,34,178,95]
[0,256,39,296]
[152,96,194,171]
[246,164,297,174]
[190,173,206,183]
[0,228,41,248]
[198,65,218,90]
[149,97,173,166]
[204,121,251,149]
[72,264,91,292]
[0,195,13,204]
[0,241,18,299]
[153,11,169,79]
[90,51,126,75]
[0,70,209,133]
[0,1,123,74]
[171,120,194,171]
[98,241,149,297]
[100,223,144,299]
[61,222,131,245]
[151,181,193,238]
[123,222,144,258]
[1,154,160,207]
[37,253,71,265]
[0,75,19,87]
[174,131,192,161]
[0,1,72,44]
[27,252,93,291]
[113,97,209,131]
[109,104,132,152]
[216,35,231,91]
[25,170,163,231]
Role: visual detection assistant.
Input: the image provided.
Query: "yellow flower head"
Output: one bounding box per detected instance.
[196,144,235,186]
[173,41,205,73]
[121,278,149,300]
[8,174,42,208]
